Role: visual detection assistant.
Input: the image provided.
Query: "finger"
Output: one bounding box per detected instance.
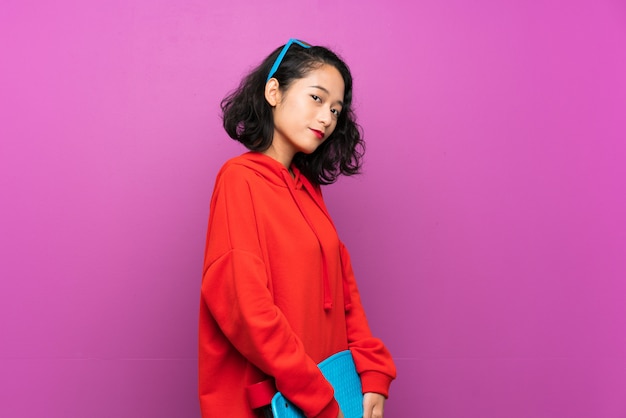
[364,399,384,418]
[363,405,371,418]
[362,399,372,418]
[372,403,384,418]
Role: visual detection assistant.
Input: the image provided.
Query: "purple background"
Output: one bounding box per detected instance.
[1,1,625,417]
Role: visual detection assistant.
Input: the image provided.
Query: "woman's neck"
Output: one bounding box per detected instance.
[261,145,294,171]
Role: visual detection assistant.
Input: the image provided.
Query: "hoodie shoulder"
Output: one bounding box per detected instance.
[217,152,290,188]
[218,154,254,174]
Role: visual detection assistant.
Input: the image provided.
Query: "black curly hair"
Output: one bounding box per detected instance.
[220,41,364,185]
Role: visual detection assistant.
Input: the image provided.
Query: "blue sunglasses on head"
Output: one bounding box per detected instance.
[266,38,312,82]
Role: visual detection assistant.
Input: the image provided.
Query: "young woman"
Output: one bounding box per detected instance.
[199,39,396,418]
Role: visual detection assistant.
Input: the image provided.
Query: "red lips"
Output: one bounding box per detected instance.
[310,128,324,139]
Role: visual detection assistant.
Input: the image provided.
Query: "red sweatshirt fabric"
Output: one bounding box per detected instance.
[199,152,396,418]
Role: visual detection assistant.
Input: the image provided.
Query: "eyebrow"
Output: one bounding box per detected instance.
[308,85,344,107]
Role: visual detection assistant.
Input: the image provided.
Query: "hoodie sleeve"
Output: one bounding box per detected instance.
[201,165,340,418]
[339,241,397,397]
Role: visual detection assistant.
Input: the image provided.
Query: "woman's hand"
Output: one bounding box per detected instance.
[363,392,386,418]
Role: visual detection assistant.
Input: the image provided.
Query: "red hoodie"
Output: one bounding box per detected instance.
[199,152,396,418]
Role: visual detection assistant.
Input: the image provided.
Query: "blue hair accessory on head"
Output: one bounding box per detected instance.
[266,39,312,82]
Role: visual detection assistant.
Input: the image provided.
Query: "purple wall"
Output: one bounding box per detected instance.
[1,1,625,417]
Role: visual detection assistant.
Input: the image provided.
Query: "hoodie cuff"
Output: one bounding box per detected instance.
[312,398,339,418]
[360,370,394,398]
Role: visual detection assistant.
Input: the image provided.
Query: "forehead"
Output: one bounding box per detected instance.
[294,65,345,101]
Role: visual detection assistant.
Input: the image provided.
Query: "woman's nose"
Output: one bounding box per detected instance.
[318,108,332,126]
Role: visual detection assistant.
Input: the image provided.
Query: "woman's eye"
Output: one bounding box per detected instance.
[331,109,340,117]
[311,95,321,102]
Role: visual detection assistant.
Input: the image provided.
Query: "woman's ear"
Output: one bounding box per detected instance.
[264,78,280,107]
